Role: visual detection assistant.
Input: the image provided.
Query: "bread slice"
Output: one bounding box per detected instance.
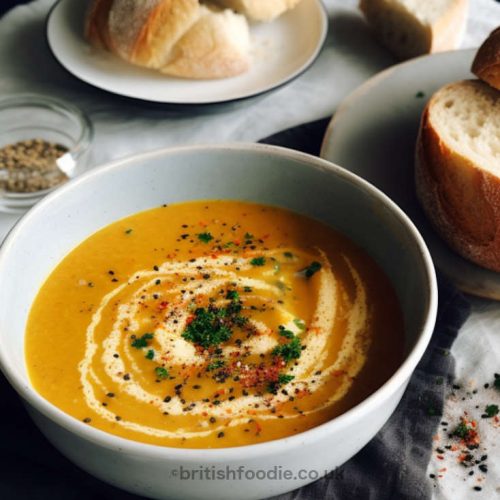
[160,5,250,79]
[107,0,201,69]
[359,0,469,60]
[214,0,302,22]
[472,27,500,91]
[415,80,500,271]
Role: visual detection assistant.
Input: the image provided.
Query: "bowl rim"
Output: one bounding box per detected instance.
[0,143,438,459]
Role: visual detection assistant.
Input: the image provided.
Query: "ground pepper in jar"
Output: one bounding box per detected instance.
[0,139,69,193]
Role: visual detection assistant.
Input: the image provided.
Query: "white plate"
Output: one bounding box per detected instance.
[321,49,500,300]
[46,0,328,105]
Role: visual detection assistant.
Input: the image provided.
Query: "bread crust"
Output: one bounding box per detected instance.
[84,0,114,50]
[129,0,200,68]
[359,0,468,60]
[415,87,500,272]
[472,26,500,91]
[84,0,250,79]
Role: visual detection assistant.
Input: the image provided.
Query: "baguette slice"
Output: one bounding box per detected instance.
[85,0,251,79]
[214,0,302,22]
[415,80,500,271]
[160,5,250,79]
[107,0,200,69]
[359,0,469,60]
[472,27,500,91]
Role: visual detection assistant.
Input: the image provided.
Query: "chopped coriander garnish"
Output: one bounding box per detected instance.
[272,336,302,363]
[299,261,322,278]
[250,256,266,266]
[145,349,154,360]
[267,373,295,393]
[283,251,294,259]
[197,232,213,243]
[182,307,232,348]
[125,228,133,234]
[484,404,499,418]
[131,333,154,349]
[278,374,295,385]
[452,420,472,439]
[243,286,253,293]
[226,290,239,301]
[293,318,306,331]
[182,292,246,348]
[207,360,225,372]
[244,232,254,240]
[278,325,295,339]
[155,367,169,379]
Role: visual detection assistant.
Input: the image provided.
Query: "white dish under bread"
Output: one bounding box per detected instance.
[47,0,328,105]
[321,48,500,300]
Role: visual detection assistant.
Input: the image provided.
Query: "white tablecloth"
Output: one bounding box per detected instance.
[1,1,499,499]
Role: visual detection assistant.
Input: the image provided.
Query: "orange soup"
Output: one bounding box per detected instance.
[26,200,404,448]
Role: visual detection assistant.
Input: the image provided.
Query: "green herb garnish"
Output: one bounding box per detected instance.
[267,374,295,393]
[124,228,133,234]
[131,333,154,349]
[494,373,500,390]
[207,360,225,372]
[293,318,306,331]
[485,404,499,418]
[416,91,425,98]
[226,290,239,301]
[452,420,472,439]
[197,232,213,243]
[283,251,294,259]
[250,256,266,266]
[182,292,246,348]
[155,367,169,379]
[278,374,295,385]
[244,232,254,240]
[272,336,302,363]
[299,261,322,278]
[145,349,154,360]
[278,325,295,339]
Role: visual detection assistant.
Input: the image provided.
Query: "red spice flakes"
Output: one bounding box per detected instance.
[239,364,281,388]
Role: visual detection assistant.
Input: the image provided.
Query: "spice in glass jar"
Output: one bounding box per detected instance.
[0,139,69,193]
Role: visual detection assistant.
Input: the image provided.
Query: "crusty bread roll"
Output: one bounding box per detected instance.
[214,0,302,22]
[161,5,250,79]
[359,0,469,60]
[415,80,500,271]
[85,0,250,79]
[472,27,500,91]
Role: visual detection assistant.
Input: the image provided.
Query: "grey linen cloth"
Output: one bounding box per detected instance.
[0,121,471,499]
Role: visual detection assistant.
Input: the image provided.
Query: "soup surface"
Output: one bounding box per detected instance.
[26,200,404,448]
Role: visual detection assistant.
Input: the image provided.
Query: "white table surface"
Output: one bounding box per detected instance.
[1,1,499,499]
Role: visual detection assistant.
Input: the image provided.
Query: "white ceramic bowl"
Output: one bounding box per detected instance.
[0,144,437,500]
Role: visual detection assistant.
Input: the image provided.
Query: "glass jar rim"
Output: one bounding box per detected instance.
[0,93,93,158]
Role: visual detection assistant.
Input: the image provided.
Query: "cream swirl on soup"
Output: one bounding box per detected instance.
[79,248,369,440]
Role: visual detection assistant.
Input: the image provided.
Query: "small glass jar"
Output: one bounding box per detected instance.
[0,94,93,213]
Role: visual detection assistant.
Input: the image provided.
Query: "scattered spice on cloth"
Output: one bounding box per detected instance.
[428,374,500,497]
